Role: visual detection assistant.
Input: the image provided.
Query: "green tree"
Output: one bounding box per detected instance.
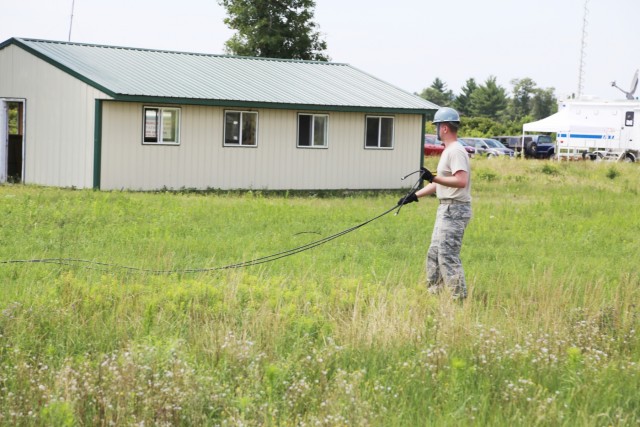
[457,115,533,138]
[219,0,329,61]
[453,78,477,116]
[418,78,454,120]
[469,76,508,120]
[418,77,454,108]
[510,77,537,119]
[531,87,558,120]
[458,116,507,137]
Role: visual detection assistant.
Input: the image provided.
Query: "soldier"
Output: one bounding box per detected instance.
[398,107,472,299]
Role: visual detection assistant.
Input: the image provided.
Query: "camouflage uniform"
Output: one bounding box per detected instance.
[426,202,472,299]
[427,140,472,299]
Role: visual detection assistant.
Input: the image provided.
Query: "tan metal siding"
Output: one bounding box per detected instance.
[0,45,111,188]
[100,102,422,191]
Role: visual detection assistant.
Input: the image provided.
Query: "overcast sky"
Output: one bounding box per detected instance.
[2,0,639,102]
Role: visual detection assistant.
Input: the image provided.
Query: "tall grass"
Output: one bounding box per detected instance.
[0,159,639,425]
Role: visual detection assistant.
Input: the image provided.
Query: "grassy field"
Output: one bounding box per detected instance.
[0,158,639,426]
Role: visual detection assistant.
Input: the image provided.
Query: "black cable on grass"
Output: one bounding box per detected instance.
[0,206,397,274]
[0,173,423,275]
[292,231,322,236]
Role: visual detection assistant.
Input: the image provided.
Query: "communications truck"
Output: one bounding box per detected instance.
[554,100,640,162]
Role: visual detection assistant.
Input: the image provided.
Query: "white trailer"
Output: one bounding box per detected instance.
[523,100,640,162]
[557,100,640,161]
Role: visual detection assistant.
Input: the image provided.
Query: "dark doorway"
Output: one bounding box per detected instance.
[6,101,24,183]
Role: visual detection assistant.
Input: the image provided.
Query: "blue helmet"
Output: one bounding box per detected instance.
[432,107,460,125]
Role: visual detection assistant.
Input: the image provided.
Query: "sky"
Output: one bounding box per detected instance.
[2,0,639,102]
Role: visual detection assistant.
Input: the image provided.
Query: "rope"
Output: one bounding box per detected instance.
[0,173,423,274]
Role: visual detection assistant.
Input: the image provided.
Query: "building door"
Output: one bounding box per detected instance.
[620,109,640,152]
[0,99,25,183]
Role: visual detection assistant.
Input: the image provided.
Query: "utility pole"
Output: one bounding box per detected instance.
[68,0,76,42]
[577,0,589,99]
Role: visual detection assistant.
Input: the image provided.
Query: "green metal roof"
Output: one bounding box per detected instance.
[2,37,438,113]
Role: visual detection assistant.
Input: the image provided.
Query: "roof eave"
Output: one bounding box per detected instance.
[109,95,435,114]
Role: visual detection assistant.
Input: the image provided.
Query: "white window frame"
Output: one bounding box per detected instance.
[224,110,258,147]
[364,115,395,149]
[142,106,181,145]
[297,113,329,148]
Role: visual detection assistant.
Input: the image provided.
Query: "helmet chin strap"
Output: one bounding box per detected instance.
[436,123,442,141]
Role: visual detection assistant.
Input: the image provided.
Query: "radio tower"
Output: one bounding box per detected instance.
[68,0,76,41]
[577,0,589,98]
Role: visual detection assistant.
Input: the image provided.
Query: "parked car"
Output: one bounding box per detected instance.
[424,134,444,156]
[457,139,477,157]
[484,138,516,157]
[460,137,515,157]
[492,135,555,158]
[425,134,476,157]
[460,138,487,156]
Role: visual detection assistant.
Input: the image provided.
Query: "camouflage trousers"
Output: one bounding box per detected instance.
[426,203,472,299]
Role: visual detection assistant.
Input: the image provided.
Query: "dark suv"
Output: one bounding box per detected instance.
[492,135,554,158]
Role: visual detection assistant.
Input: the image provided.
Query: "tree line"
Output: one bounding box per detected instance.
[419,77,558,137]
[217,0,557,137]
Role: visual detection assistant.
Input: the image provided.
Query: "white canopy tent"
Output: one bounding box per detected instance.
[517,110,570,158]
[523,109,570,133]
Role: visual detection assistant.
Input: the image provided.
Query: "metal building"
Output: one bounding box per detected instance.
[0,38,437,190]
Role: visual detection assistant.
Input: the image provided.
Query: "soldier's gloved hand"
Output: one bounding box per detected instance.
[421,167,435,183]
[397,192,418,206]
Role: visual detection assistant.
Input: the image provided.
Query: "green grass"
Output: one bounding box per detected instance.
[0,158,639,426]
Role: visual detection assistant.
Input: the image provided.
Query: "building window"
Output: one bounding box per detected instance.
[298,113,328,148]
[143,107,180,144]
[365,116,394,149]
[224,111,258,146]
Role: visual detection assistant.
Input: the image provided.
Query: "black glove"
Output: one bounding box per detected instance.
[421,167,434,183]
[397,192,418,206]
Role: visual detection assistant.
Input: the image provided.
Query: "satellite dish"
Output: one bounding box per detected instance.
[611,69,639,100]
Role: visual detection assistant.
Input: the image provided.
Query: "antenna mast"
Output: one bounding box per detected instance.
[577,0,589,98]
[68,0,76,42]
